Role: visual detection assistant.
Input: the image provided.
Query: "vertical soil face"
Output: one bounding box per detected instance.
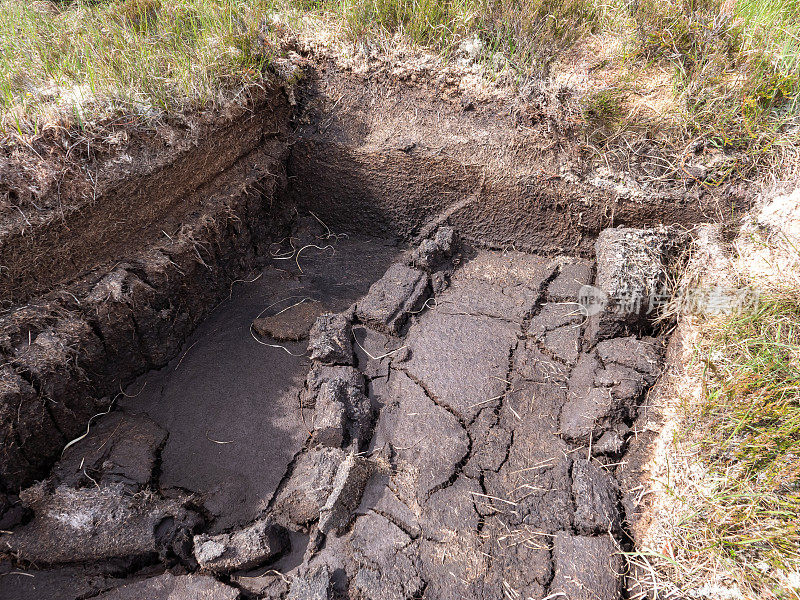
[0,89,295,496]
[0,88,292,308]
[0,67,749,599]
[284,62,749,254]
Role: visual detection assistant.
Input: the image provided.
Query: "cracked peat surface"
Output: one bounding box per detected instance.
[1,226,665,600]
[320,246,648,600]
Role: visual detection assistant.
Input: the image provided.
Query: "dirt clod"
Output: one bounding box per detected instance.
[355,264,430,335]
[193,518,289,572]
[308,313,354,365]
[572,459,622,535]
[253,300,327,341]
[55,411,167,491]
[550,532,623,600]
[349,512,424,600]
[411,226,460,272]
[311,378,372,449]
[547,259,594,302]
[318,452,372,535]
[593,430,625,456]
[288,564,332,600]
[92,573,239,600]
[272,447,345,530]
[588,227,680,342]
[3,483,201,569]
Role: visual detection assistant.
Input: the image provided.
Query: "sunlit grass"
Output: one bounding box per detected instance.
[3,0,798,167]
[292,0,607,71]
[0,0,274,137]
[629,0,800,172]
[689,295,800,592]
[738,0,800,80]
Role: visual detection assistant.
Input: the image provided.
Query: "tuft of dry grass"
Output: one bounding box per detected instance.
[625,0,800,179]
[687,294,800,596]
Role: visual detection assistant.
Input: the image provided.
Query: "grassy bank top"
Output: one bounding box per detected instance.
[1,0,800,173]
[0,0,275,138]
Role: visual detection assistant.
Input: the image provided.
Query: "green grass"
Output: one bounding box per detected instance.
[0,0,613,139]
[295,0,606,72]
[333,0,479,47]
[0,0,274,137]
[738,0,800,80]
[629,0,800,171]
[1,0,799,169]
[688,293,800,594]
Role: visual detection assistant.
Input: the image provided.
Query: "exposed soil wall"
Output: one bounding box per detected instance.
[285,60,750,253]
[0,88,294,496]
[0,88,292,307]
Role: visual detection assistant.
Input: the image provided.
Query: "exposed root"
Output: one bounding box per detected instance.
[295,244,335,273]
[253,295,314,321]
[228,272,263,299]
[352,331,407,361]
[248,327,307,356]
[61,381,148,456]
[61,401,117,457]
[309,210,349,243]
[205,430,234,445]
[173,340,199,372]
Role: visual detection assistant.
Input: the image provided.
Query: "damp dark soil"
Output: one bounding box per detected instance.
[119,235,401,532]
[0,57,752,600]
[0,224,671,600]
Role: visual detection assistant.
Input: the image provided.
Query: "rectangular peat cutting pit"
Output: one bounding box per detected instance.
[0,76,732,600]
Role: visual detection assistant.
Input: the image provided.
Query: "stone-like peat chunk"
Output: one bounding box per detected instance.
[193,518,288,572]
[596,335,664,385]
[253,300,326,341]
[560,340,664,442]
[54,411,166,490]
[2,483,201,567]
[371,371,469,501]
[308,313,353,364]
[318,452,372,535]
[543,324,581,365]
[560,387,615,442]
[594,429,625,456]
[311,378,373,449]
[550,532,623,600]
[572,459,621,535]
[402,311,518,422]
[302,364,363,407]
[355,264,430,334]
[288,564,332,600]
[311,382,347,448]
[528,302,583,340]
[560,353,612,442]
[272,447,345,529]
[547,259,594,302]
[93,573,239,600]
[411,226,459,272]
[588,227,679,342]
[349,512,423,600]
